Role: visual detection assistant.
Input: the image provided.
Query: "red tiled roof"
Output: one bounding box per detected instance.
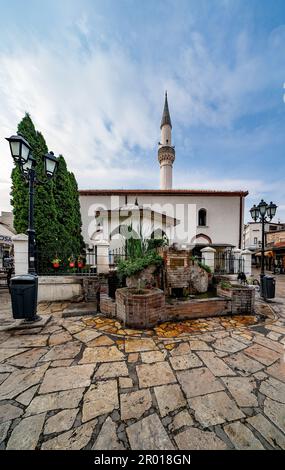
[79,189,248,197]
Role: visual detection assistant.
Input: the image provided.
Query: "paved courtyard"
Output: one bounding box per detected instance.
[0,277,284,450]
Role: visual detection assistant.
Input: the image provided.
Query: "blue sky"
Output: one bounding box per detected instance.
[0,0,285,223]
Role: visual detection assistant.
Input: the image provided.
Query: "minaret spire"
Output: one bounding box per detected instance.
[158,92,175,189]
[160,91,172,129]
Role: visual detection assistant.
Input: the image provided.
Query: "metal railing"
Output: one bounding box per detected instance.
[214,253,244,274]
[36,247,97,276]
[108,247,127,266]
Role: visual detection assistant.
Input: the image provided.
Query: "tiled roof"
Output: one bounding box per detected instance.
[79,189,248,197]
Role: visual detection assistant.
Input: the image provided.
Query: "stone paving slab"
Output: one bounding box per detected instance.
[126,414,174,450]
[41,419,97,450]
[92,417,125,450]
[223,422,264,450]
[174,427,227,450]
[197,351,236,377]
[136,362,176,388]
[154,384,186,417]
[7,413,46,450]
[244,344,281,366]
[189,391,245,427]
[82,380,119,422]
[39,364,95,394]
[177,367,225,398]
[121,389,152,420]
[247,414,285,449]
[221,376,258,407]
[0,289,284,450]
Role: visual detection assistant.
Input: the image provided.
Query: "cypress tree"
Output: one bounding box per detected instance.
[68,171,85,255]
[33,131,58,261]
[52,156,85,258]
[52,155,74,255]
[10,113,38,233]
[10,113,84,271]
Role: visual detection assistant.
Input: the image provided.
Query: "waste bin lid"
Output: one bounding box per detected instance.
[264,275,274,279]
[10,274,38,283]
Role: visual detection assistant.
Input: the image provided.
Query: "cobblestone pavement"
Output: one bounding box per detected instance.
[0,284,284,450]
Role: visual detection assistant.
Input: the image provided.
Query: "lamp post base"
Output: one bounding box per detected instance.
[260,273,266,300]
[23,315,42,324]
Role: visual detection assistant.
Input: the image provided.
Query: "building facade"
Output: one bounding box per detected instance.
[0,212,15,269]
[243,221,285,251]
[79,94,248,261]
[266,229,285,273]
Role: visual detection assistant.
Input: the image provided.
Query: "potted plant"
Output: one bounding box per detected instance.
[68,255,76,268]
[52,256,61,268]
[77,255,84,269]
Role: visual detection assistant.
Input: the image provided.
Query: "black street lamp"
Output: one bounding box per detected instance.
[249,199,277,296]
[6,133,58,274]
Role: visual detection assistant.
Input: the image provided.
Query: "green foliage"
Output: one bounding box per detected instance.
[53,156,84,255]
[147,237,168,251]
[198,261,212,273]
[10,114,38,233]
[117,251,163,278]
[125,235,146,259]
[10,165,28,233]
[10,113,84,269]
[220,281,232,289]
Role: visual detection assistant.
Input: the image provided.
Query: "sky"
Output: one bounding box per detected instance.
[0,0,285,223]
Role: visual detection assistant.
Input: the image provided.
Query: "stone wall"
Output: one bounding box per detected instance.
[100,293,116,317]
[38,276,83,302]
[162,248,208,294]
[165,298,230,321]
[217,285,255,314]
[82,275,108,302]
[116,288,165,328]
[163,249,190,292]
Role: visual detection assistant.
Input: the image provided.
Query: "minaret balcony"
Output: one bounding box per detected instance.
[158,145,175,164]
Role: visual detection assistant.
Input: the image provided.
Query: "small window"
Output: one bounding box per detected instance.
[254,237,258,245]
[198,208,207,226]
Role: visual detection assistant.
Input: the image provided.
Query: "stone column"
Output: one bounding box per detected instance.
[200,247,216,272]
[12,233,28,275]
[233,248,242,274]
[241,249,252,276]
[96,240,110,274]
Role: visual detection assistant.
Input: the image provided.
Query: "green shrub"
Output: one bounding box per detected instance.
[117,251,163,278]
[220,281,232,289]
[198,262,212,273]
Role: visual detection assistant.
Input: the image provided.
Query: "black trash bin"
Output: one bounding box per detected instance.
[10,274,38,320]
[262,275,275,299]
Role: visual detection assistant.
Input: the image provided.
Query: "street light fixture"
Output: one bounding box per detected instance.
[44,151,58,179]
[249,199,278,298]
[5,133,32,165]
[6,132,58,322]
[266,201,277,220]
[250,204,259,222]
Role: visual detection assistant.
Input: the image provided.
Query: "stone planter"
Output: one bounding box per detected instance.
[217,284,255,314]
[116,287,165,328]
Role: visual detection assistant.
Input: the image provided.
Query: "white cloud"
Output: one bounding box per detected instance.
[0,8,284,220]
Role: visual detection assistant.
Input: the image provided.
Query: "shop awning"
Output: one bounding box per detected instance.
[255,251,274,257]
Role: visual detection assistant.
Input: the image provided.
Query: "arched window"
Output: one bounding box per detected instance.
[198,208,207,227]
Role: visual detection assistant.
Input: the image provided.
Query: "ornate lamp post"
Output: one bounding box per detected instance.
[250,199,277,295]
[6,133,58,274]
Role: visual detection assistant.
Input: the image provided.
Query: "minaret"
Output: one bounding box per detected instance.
[158,91,175,189]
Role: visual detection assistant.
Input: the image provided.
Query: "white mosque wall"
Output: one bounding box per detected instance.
[79,193,243,250]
